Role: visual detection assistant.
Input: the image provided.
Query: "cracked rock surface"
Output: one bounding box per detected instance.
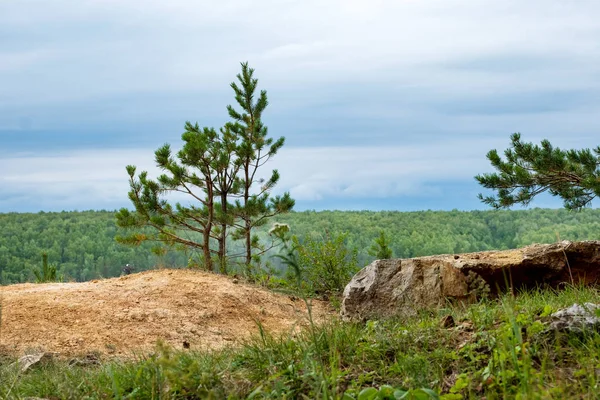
[341,241,600,320]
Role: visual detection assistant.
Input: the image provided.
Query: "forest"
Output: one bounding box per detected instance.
[1,207,599,284]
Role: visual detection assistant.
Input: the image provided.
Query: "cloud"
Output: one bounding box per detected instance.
[275,144,487,201]
[2,0,599,103]
[1,0,599,211]
[0,149,153,210]
[0,138,500,212]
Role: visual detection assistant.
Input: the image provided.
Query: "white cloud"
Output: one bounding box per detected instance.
[1,0,599,211]
[0,149,155,209]
[0,139,498,211]
[273,143,493,201]
[1,0,599,104]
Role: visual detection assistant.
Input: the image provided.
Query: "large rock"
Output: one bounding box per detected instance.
[341,240,600,321]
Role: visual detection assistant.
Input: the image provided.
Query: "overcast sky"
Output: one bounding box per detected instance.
[2,0,600,212]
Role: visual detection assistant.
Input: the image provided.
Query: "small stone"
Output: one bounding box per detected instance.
[14,352,53,373]
[69,352,100,367]
[549,303,600,333]
[232,278,239,284]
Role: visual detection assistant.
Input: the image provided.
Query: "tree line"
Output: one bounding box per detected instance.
[1,207,599,285]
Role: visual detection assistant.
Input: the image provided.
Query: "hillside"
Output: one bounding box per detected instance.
[0,269,334,358]
[2,208,600,284]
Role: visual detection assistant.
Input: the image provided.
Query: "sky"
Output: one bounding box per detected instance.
[1,0,600,213]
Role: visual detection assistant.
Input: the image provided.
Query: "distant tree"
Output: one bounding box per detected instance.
[227,62,295,274]
[476,133,600,210]
[8,208,600,284]
[368,231,393,259]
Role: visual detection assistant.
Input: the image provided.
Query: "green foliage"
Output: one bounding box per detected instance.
[227,62,295,272]
[33,253,61,283]
[116,124,226,272]
[2,207,600,284]
[476,133,600,210]
[354,386,439,399]
[368,231,393,259]
[291,232,360,296]
[116,62,294,276]
[270,207,600,269]
[0,211,175,284]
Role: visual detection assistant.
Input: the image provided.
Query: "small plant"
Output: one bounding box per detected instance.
[289,232,360,297]
[33,253,61,283]
[368,231,394,260]
[355,385,439,399]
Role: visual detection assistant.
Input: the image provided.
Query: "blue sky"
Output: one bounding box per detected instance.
[1,0,600,212]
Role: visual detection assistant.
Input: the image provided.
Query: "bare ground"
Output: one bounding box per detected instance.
[0,269,335,358]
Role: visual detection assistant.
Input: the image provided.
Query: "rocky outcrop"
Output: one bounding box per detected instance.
[341,240,600,321]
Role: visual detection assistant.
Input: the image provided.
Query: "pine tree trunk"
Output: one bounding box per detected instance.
[244,167,252,274]
[203,229,212,272]
[245,218,252,274]
[204,182,215,272]
[219,192,228,274]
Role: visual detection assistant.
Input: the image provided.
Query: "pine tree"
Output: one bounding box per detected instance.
[184,123,242,274]
[227,62,295,274]
[116,125,223,272]
[476,133,600,210]
[368,231,393,259]
[116,63,294,275]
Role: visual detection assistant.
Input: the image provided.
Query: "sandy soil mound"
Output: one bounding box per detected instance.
[0,269,334,358]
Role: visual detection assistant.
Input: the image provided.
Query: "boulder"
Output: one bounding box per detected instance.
[341,240,600,321]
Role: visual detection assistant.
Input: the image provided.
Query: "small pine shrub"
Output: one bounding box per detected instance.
[33,253,61,283]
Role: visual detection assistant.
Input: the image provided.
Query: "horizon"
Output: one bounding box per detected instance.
[1,205,591,216]
[2,1,599,213]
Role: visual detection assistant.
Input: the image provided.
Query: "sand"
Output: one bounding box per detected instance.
[0,269,334,358]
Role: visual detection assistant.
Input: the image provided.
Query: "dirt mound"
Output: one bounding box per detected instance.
[0,269,334,358]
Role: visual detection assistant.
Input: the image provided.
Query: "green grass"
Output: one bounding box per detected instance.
[2,286,600,399]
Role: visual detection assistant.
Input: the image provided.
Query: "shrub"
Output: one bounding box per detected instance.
[290,232,360,296]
